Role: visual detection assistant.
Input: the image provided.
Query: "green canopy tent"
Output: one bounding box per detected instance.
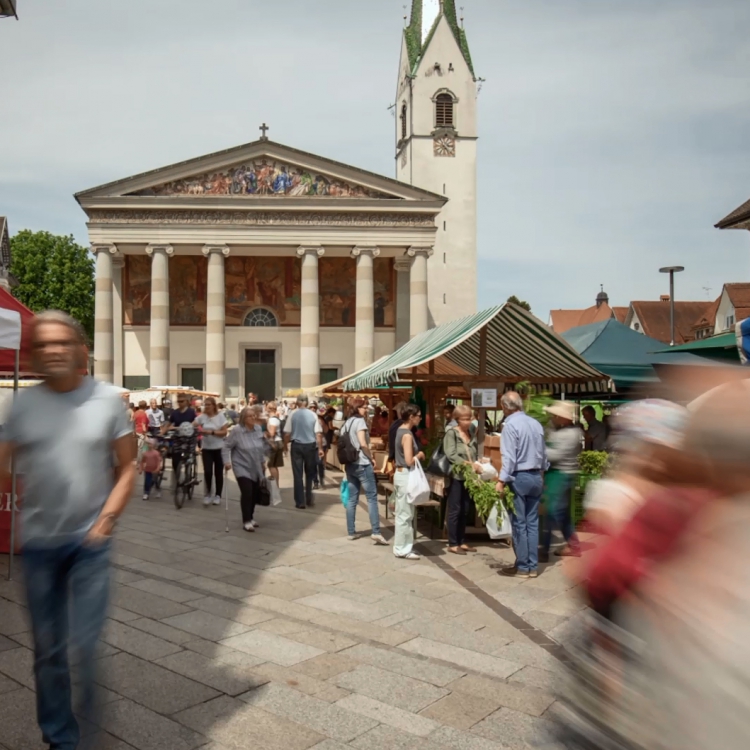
[562,318,718,391]
[652,331,740,363]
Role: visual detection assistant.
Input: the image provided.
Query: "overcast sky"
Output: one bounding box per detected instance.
[1,0,748,317]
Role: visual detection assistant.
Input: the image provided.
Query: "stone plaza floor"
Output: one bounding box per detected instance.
[0,465,586,750]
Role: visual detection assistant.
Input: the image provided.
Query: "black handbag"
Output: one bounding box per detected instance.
[427,442,452,478]
[257,478,271,506]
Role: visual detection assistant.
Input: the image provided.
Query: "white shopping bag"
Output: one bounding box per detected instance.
[268,478,282,507]
[406,461,431,505]
[486,504,512,539]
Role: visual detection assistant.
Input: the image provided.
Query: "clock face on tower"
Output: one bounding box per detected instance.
[433,135,456,157]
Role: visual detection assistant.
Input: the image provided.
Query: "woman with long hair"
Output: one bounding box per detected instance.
[265,401,284,487]
[222,406,269,531]
[443,404,481,555]
[194,397,228,506]
[392,404,425,560]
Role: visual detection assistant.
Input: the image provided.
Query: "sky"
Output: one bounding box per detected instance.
[1,0,749,319]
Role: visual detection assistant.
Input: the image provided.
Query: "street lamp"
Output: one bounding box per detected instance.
[0,0,18,19]
[659,265,685,346]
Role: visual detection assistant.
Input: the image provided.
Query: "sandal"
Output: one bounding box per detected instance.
[447,546,467,556]
[460,545,477,552]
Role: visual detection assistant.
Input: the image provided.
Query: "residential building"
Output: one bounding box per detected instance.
[548,287,625,334]
[624,298,712,345]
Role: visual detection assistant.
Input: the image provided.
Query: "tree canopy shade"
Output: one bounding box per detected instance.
[506,295,531,312]
[9,230,95,340]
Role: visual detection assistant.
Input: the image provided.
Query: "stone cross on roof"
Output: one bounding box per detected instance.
[259,123,269,140]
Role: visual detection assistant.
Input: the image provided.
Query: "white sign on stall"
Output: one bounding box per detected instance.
[471,388,497,408]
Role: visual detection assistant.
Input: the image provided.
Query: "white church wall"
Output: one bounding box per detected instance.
[123,329,150,378]
[169,330,207,386]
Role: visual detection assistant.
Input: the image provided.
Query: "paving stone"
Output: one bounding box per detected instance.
[308,742,351,750]
[101,697,206,750]
[113,540,178,566]
[124,560,194,581]
[292,653,358,681]
[343,642,464,687]
[240,682,378,742]
[174,694,324,750]
[162,610,252,641]
[522,610,568,634]
[535,591,587,617]
[0,670,21,695]
[102,619,182,661]
[447,673,556,717]
[220,630,324,667]
[156,650,267,696]
[189,596,275,627]
[419,690,502,730]
[471,707,561,749]
[348,724,438,750]
[127,617,197,645]
[97,652,219,713]
[337,693,439,737]
[111,585,193,619]
[171,557,245,580]
[306,609,414,648]
[127,578,205,603]
[81,730,138,749]
[108,605,143,623]
[332,664,448,712]
[0,646,34,689]
[0,598,29,636]
[182,639,259,662]
[112,569,145,584]
[372,612,413,628]
[253,617,311,636]
[429,725,511,750]
[400,637,523,681]
[394,616,511,654]
[177,576,252,600]
[8,631,33,649]
[295,593,395,622]
[286,628,357,653]
[227,575,324,601]
[248,662,341,699]
[508,665,567,695]
[492,641,563,673]
[0,688,47,749]
[0,579,26,605]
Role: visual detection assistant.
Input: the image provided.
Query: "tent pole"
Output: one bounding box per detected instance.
[8,348,19,581]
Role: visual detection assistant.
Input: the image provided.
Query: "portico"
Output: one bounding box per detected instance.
[77,139,446,398]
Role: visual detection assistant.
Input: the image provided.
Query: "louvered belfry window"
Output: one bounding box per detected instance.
[435,93,454,128]
[401,103,407,139]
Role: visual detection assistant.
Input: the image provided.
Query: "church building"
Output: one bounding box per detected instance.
[79,0,478,399]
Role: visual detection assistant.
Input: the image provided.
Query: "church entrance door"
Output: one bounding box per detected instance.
[245,349,276,402]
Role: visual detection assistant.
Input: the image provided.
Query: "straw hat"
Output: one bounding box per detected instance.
[544,401,578,422]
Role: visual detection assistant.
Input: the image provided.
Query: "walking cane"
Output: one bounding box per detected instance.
[224,467,230,533]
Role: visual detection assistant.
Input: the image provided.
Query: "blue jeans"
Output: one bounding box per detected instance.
[510,471,544,572]
[23,538,112,750]
[345,462,381,536]
[542,473,580,554]
[143,471,154,494]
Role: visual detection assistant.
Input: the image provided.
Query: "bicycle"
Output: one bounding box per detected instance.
[170,424,200,510]
[153,432,171,492]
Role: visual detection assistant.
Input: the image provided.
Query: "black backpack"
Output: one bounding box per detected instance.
[336,418,360,465]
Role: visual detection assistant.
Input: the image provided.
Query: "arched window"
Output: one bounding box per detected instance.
[435,93,454,128]
[243,308,278,327]
[400,103,407,139]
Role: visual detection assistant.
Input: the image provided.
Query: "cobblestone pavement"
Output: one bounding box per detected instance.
[0,466,585,750]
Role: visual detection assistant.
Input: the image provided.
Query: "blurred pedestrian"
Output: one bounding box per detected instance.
[265,401,284,487]
[139,438,162,501]
[0,311,135,750]
[194,396,228,507]
[146,397,165,437]
[540,401,582,561]
[582,405,607,452]
[223,406,268,531]
[392,404,425,560]
[496,391,546,578]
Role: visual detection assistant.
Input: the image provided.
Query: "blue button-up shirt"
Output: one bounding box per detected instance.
[499,411,547,483]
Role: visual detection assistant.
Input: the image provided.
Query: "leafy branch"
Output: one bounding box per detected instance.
[452,463,515,521]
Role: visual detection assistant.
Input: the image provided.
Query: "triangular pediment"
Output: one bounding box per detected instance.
[76,139,445,204]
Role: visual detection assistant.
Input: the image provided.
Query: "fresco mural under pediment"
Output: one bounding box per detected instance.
[123,255,151,325]
[170,256,207,325]
[129,159,389,199]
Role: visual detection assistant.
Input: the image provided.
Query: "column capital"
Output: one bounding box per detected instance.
[92,244,118,256]
[351,246,380,259]
[112,255,125,269]
[202,244,230,257]
[407,246,434,259]
[296,245,325,259]
[394,256,412,272]
[145,243,174,257]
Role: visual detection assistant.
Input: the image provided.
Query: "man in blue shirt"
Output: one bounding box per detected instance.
[495,391,547,578]
[283,395,324,509]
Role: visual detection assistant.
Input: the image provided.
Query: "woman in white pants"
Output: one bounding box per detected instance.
[392,404,425,560]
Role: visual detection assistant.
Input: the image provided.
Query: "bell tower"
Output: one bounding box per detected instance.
[396,0,478,325]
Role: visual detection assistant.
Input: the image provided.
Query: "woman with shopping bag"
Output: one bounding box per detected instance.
[392,404,426,560]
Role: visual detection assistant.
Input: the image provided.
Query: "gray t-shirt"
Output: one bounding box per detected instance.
[3,377,132,547]
[195,412,227,450]
[346,416,371,466]
[283,407,318,444]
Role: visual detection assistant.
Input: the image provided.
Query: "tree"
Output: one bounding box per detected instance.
[506,295,531,312]
[10,230,95,339]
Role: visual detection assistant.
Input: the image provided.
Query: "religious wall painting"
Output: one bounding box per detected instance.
[123,255,151,325]
[129,158,390,199]
[319,258,356,327]
[225,256,301,326]
[169,256,207,325]
[373,258,395,327]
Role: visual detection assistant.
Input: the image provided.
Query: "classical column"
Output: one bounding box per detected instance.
[112,255,124,386]
[351,246,379,371]
[145,244,173,387]
[394,255,411,349]
[297,245,325,389]
[408,246,433,338]
[93,244,117,383]
[203,244,230,397]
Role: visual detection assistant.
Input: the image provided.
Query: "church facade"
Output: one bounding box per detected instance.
[80,0,478,399]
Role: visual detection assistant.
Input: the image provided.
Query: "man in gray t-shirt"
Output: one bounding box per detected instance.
[283,395,323,508]
[0,311,135,750]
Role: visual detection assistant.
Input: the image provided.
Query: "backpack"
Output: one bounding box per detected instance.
[337,418,360,466]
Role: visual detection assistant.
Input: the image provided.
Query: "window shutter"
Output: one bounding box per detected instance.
[435,94,454,127]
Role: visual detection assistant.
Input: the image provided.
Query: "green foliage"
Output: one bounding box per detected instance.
[506,295,531,312]
[10,230,95,340]
[515,380,553,426]
[579,450,609,478]
[452,462,515,521]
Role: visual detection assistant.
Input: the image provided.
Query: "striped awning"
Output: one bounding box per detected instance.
[339,305,611,394]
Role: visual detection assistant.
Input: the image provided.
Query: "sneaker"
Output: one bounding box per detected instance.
[528,570,539,578]
[250,520,260,528]
[347,534,357,541]
[212,495,221,505]
[397,552,421,560]
[243,522,255,532]
[500,566,530,579]
[371,534,389,546]
[142,493,149,501]
[203,495,212,507]
[313,482,320,490]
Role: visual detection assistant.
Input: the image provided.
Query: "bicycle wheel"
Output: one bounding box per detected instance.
[154,468,163,490]
[186,460,195,500]
[174,464,187,510]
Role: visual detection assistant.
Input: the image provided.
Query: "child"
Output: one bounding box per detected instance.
[140,439,162,501]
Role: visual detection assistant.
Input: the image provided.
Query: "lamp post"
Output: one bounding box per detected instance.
[0,0,18,19]
[659,265,685,346]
